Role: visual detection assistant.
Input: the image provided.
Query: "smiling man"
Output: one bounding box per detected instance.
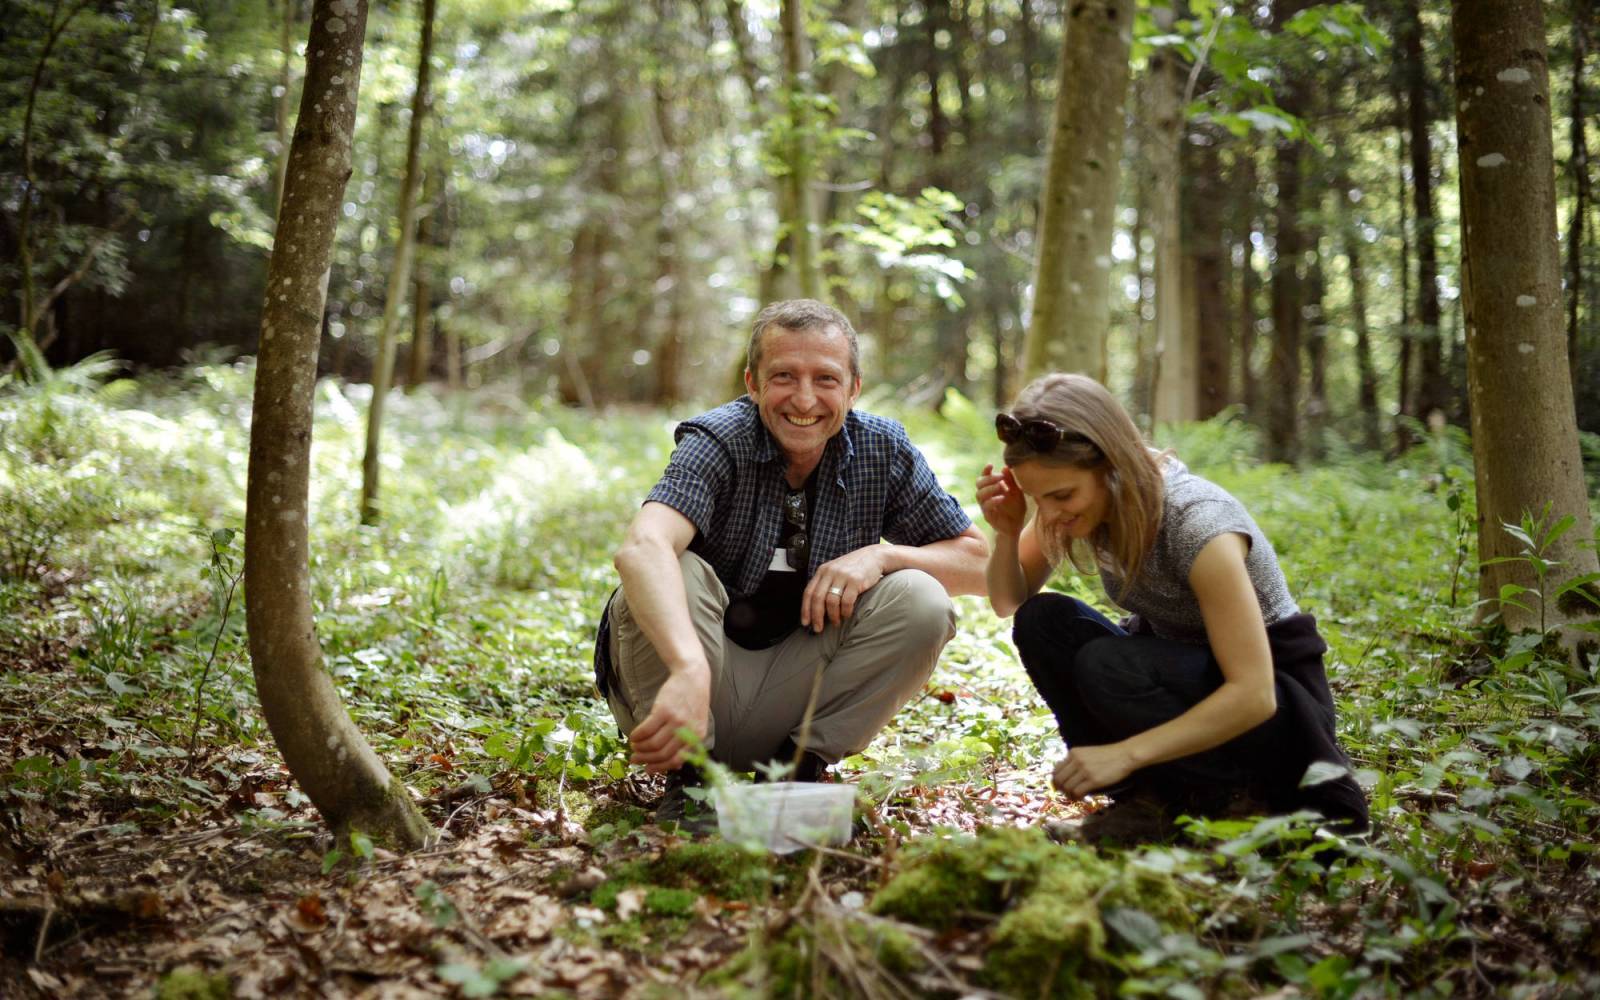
[594,299,987,828]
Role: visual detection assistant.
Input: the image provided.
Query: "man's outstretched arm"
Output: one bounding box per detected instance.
[612,501,709,772]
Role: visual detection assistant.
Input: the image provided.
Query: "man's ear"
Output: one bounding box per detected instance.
[744,367,757,397]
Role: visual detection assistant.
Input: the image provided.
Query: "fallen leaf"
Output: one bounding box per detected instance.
[614,887,646,920]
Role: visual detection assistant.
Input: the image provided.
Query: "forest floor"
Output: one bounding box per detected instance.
[3,363,1599,998]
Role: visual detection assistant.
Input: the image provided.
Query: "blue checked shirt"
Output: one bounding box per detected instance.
[644,397,973,599]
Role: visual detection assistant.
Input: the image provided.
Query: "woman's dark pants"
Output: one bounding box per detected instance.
[1012,593,1285,812]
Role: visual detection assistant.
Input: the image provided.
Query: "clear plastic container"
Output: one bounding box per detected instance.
[713,781,856,854]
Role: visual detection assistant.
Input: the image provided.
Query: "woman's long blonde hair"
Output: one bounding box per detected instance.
[1003,373,1166,586]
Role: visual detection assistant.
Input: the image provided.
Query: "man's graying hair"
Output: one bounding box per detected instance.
[746,299,861,382]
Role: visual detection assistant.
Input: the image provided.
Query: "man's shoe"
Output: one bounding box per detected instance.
[655,765,717,835]
[1049,794,1174,847]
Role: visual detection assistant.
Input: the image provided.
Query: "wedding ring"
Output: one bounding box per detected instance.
[828,586,844,596]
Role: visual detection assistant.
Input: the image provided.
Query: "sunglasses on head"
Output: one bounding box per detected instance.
[995,412,1093,453]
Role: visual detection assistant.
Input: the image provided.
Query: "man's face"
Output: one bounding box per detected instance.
[744,324,862,468]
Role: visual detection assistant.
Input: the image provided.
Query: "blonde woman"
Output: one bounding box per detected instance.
[976,373,1367,844]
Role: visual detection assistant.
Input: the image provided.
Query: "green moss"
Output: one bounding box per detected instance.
[609,840,774,901]
[869,825,1056,930]
[155,965,231,1000]
[644,886,698,917]
[705,917,925,997]
[869,827,1201,999]
[584,800,648,843]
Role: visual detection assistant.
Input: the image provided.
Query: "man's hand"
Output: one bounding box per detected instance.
[629,665,710,773]
[976,464,1028,537]
[802,546,888,632]
[1051,743,1137,799]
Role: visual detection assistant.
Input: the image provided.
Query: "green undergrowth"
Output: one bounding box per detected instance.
[3,362,1599,995]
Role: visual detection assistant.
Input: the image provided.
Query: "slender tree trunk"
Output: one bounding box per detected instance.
[274,0,296,218]
[1235,150,1260,419]
[1145,4,1193,425]
[245,0,432,850]
[1454,0,1600,632]
[1189,139,1231,419]
[1404,0,1446,421]
[1344,224,1382,450]
[1568,0,1591,390]
[1393,87,1415,451]
[650,0,691,405]
[1304,242,1327,460]
[1130,158,1155,422]
[1265,0,1308,463]
[360,0,437,525]
[1020,0,1134,383]
[11,0,94,379]
[403,162,441,392]
[1018,0,1041,141]
[778,0,822,300]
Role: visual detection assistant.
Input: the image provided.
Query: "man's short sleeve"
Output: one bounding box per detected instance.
[643,426,732,538]
[879,428,972,546]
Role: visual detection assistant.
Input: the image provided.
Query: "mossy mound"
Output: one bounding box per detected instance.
[598,839,776,906]
[871,826,1202,999]
[869,825,1057,930]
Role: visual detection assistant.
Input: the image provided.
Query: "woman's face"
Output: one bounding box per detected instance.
[1010,460,1110,541]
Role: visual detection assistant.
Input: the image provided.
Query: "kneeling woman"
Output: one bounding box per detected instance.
[976,373,1367,843]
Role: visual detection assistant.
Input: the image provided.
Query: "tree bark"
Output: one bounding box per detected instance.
[1403,0,1447,422]
[1020,0,1134,383]
[1303,241,1327,461]
[360,0,436,524]
[1235,150,1260,419]
[1144,3,1193,425]
[778,0,822,299]
[1453,0,1600,632]
[1344,223,1382,451]
[403,160,441,392]
[1189,139,1231,419]
[1567,0,1591,391]
[245,0,432,850]
[274,0,297,218]
[1265,0,1308,463]
[1392,78,1416,451]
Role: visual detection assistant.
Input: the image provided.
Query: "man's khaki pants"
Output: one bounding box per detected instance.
[604,552,958,772]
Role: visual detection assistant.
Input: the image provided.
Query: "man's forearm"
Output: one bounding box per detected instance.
[878,528,989,596]
[613,539,710,676]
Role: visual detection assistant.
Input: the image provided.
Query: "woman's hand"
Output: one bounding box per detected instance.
[1051,743,1136,799]
[977,463,1027,537]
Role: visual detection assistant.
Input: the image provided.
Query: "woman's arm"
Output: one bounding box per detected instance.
[1051,532,1278,798]
[977,464,1054,617]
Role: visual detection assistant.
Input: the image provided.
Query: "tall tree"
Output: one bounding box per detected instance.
[246,0,432,848]
[1266,0,1309,463]
[1402,0,1446,422]
[1188,137,1231,419]
[1343,221,1383,451]
[1144,2,1194,425]
[1453,0,1600,632]
[274,0,298,217]
[777,0,822,299]
[359,0,437,524]
[1234,149,1261,419]
[1567,0,1592,389]
[1020,0,1135,383]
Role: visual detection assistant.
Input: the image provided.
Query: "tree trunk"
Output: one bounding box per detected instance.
[1404,0,1447,422]
[1393,81,1415,451]
[650,0,691,406]
[1018,0,1041,140]
[1188,139,1230,419]
[1344,223,1382,451]
[778,0,822,300]
[274,0,296,218]
[245,0,432,850]
[1453,0,1600,632]
[1020,0,1134,383]
[403,161,441,393]
[360,0,436,524]
[1235,150,1260,419]
[1265,0,1308,463]
[1303,242,1327,461]
[1568,0,1591,390]
[1144,5,1193,425]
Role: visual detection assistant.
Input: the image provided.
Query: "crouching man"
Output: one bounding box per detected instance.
[593,299,987,826]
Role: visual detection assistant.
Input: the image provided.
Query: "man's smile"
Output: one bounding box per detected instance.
[785,415,822,426]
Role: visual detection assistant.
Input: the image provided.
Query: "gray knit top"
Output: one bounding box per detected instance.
[1099,457,1298,645]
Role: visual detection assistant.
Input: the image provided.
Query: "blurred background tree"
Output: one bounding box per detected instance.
[3,0,1598,455]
